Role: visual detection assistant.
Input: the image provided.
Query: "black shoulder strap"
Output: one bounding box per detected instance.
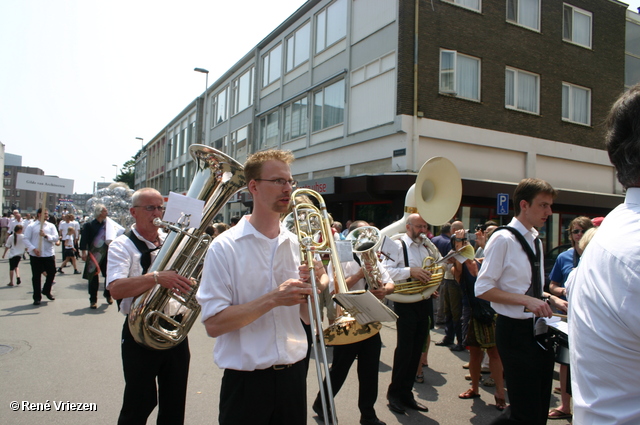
[493,226,542,299]
[400,240,410,268]
[125,230,154,275]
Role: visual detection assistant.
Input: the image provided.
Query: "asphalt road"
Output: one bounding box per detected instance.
[0,247,569,424]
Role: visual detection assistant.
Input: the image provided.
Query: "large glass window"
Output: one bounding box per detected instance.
[259,111,280,150]
[262,44,282,87]
[232,68,254,114]
[286,22,310,72]
[284,98,308,141]
[312,80,345,132]
[315,0,347,53]
[563,4,592,48]
[231,125,249,162]
[506,0,540,31]
[439,50,481,100]
[562,82,591,125]
[212,87,228,126]
[505,67,540,114]
[443,0,481,11]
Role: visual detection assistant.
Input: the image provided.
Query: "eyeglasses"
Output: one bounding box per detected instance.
[134,205,165,212]
[254,178,298,188]
[571,229,585,235]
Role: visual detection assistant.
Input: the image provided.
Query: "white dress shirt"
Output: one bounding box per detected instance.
[569,187,640,424]
[382,233,442,283]
[474,217,544,320]
[23,220,59,257]
[197,216,307,371]
[106,225,165,315]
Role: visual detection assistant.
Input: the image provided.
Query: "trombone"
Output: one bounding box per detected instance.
[289,188,339,424]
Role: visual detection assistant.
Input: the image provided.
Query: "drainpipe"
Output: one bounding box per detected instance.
[411,0,420,172]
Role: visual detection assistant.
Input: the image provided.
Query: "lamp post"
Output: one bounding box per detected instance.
[194,67,209,145]
[135,137,144,149]
[112,164,119,181]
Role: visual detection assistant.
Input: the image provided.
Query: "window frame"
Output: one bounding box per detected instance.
[262,44,283,87]
[562,82,591,126]
[286,21,310,73]
[506,0,541,32]
[283,96,309,142]
[439,49,481,101]
[312,79,345,132]
[563,3,592,49]
[211,87,228,127]
[231,67,254,115]
[315,0,347,54]
[442,0,481,12]
[505,66,540,114]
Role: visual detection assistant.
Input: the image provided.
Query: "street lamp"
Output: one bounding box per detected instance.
[194,67,209,145]
[135,137,144,149]
[112,164,119,180]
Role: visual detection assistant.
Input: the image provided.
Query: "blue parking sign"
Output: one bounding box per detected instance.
[497,193,509,215]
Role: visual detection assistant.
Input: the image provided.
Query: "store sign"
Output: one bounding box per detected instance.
[297,177,335,194]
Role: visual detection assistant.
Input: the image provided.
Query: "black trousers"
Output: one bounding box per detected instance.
[88,274,110,304]
[492,315,555,425]
[388,300,431,403]
[118,318,190,425]
[315,332,382,420]
[30,255,56,302]
[219,360,307,425]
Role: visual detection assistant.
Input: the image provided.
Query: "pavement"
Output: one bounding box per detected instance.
[0,246,569,424]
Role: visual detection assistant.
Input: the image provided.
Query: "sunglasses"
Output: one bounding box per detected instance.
[571,229,585,235]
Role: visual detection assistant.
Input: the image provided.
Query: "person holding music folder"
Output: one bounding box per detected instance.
[107,188,194,425]
[23,208,59,305]
[382,213,440,415]
[569,83,640,424]
[312,220,394,425]
[197,149,327,425]
[475,178,562,425]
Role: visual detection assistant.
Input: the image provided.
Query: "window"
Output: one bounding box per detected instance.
[563,4,592,48]
[313,79,345,132]
[286,22,310,72]
[443,0,480,11]
[506,0,540,31]
[232,68,254,114]
[212,136,227,153]
[231,125,249,162]
[439,50,481,100]
[562,82,591,125]
[180,128,186,155]
[262,44,282,87]
[211,88,228,127]
[315,0,347,53]
[259,111,280,150]
[186,122,192,148]
[284,98,308,141]
[505,67,540,114]
[191,122,196,144]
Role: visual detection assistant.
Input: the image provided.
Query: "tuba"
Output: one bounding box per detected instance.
[127,145,245,350]
[381,157,462,303]
[346,225,383,290]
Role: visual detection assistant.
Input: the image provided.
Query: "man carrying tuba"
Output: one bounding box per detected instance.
[107,188,194,425]
[312,219,394,425]
[382,213,441,415]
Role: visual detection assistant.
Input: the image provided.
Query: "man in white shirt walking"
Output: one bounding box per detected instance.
[475,178,557,425]
[569,83,640,424]
[197,149,322,425]
[23,208,59,305]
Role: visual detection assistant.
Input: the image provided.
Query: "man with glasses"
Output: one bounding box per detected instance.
[197,149,325,425]
[80,204,113,308]
[382,213,440,415]
[108,187,194,425]
[475,178,559,425]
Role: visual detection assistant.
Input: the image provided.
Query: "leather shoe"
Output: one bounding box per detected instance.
[43,292,55,301]
[450,344,465,352]
[33,300,41,305]
[404,399,429,412]
[435,339,453,346]
[313,400,336,424]
[106,296,114,305]
[387,398,406,414]
[361,418,386,425]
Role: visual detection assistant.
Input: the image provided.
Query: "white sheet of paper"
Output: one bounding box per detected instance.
[163,192,205,229]
[335,240,353,263]
[379,235,397,262]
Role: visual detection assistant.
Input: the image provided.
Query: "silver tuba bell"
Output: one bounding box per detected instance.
[127,145,246,350]
[346,225,383,290]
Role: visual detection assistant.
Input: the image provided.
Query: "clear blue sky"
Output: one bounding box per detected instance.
[0,0,638,194]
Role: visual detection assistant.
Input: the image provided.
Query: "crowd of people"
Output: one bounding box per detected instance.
[5,84,640,424]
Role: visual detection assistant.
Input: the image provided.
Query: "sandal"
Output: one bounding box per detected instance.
[415,373,424,383]
[494,395,507,411]
[548,408,572,420]
[459,388,480,399]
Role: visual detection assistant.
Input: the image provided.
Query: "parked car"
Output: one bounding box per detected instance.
[544,243,571,288]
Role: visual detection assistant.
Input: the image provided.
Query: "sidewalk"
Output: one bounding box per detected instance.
[0,245,566,424]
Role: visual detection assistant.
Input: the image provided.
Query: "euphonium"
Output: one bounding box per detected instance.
[346,225,383,290]
[127,145,246,350]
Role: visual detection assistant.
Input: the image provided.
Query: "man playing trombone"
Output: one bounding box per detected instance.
[312,220,394,425]
[197,149,327,425]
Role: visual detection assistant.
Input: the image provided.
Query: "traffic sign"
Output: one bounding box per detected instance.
[497,193,509,215]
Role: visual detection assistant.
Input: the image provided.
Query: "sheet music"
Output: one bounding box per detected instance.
[333,291,398,324]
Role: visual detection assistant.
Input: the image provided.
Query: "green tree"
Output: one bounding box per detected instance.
[115,158,135,188]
